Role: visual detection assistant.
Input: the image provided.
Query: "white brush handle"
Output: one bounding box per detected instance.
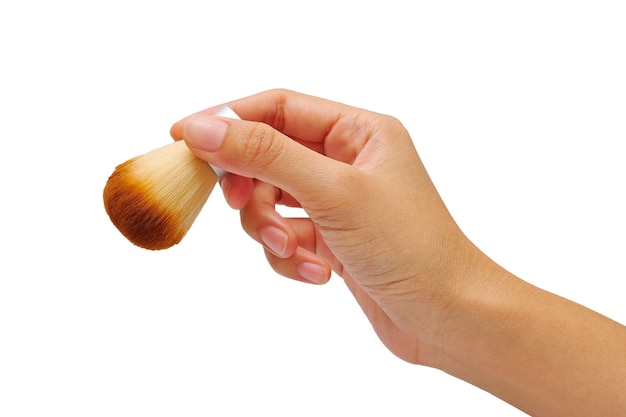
[209,105,240,179]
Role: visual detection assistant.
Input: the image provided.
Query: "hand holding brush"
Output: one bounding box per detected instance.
[166,89,626,417]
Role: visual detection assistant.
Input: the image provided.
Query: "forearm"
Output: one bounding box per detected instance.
[436,260,626,416]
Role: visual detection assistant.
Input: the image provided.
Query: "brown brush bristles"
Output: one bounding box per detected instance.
[103,141,218,250]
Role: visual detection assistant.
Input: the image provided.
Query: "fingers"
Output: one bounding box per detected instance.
[171,89,350,145]
[241,181,297,258]
[241,180,331,285]
[181,108,356,209]
[170,89,408,285]
[171,89,392,168]
[265,245,331,285]
[263,217,332,285]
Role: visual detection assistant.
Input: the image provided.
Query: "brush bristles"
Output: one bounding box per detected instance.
[103,140,218,250]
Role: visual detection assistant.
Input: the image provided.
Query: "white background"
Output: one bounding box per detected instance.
[1,1,624,416]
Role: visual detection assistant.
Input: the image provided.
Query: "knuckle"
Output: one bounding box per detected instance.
[380,115,410,141]
[238,122,284,169]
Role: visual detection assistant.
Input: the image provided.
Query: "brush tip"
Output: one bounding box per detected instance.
[103,159,185,250]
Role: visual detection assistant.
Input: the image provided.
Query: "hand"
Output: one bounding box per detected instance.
[171,89,626,417]
[170,89,479,365]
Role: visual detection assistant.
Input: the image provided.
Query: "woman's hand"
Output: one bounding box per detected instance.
[170,89,477,365]
[171,89,626,417]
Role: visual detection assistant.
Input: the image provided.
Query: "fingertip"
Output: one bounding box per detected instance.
[262,245,331,285]
[169,119,185,140]
[221,174,254,209]
[297,261,331,285]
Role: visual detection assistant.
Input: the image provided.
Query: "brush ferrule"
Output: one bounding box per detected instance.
[209,164,226,179]
[213,105,241,120]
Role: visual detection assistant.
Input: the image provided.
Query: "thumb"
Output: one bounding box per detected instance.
[182,114,356,205]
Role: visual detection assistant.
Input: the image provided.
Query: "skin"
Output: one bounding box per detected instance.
[170,89,626,416]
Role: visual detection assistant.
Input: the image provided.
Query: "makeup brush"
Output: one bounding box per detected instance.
[103,106,239,250]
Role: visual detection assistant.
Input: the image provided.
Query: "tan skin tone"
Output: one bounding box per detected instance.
[171,89,626,416]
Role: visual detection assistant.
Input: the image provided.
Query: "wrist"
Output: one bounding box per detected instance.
[422,244,515,369]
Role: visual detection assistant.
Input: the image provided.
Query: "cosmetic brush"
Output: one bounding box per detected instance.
[103,106,238,250]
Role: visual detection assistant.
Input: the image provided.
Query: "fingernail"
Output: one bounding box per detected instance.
[184,115,228,152]
[260,226,289,258]
[297,262,329,285]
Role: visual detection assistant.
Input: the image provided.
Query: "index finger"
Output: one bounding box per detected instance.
[171,89,352,144]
